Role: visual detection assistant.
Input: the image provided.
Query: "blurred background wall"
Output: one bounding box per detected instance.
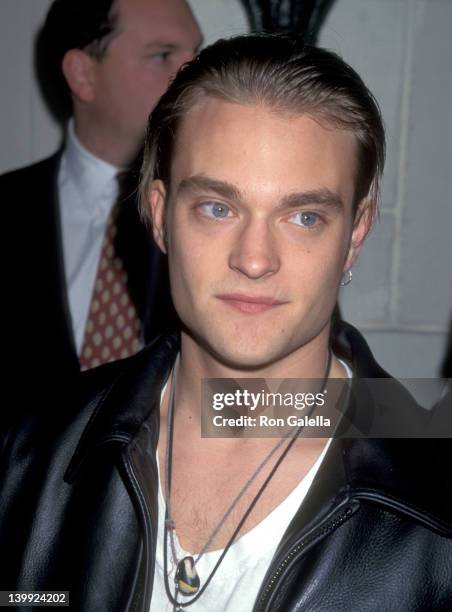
[1,0,451,378]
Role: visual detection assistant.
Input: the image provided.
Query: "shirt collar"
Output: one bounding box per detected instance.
[63,119,121,213]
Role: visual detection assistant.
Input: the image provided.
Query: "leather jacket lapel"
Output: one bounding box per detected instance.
[65,334,178,484]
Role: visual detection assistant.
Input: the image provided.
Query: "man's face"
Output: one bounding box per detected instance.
[151,99,370,370]
[90,0,202,163]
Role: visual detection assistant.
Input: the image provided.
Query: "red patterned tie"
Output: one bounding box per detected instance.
[79,203,142,370]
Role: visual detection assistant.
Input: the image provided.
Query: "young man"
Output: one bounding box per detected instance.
[1,35,451,611]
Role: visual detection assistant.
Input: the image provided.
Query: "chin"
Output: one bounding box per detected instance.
[214,349,281,372]
[198,329,290,372]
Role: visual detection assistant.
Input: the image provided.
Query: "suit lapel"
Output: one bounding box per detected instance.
[28,152,79,374]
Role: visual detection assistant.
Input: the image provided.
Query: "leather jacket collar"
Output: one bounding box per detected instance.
[65,323,452,536]
[65,334,178,483]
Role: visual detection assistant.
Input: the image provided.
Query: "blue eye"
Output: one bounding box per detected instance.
[200,202,231,218]
[291,212,320,227]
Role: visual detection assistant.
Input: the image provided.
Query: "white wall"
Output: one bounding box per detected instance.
[318,0,452,377]
[1,0,450,377]
[0,0,61,171]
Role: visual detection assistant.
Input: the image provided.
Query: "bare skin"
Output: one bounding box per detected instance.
[158,378,339,553]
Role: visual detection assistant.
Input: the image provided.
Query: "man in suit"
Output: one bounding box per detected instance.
[2,0,202,389]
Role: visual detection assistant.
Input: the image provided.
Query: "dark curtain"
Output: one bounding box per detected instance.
[239,0,336,43]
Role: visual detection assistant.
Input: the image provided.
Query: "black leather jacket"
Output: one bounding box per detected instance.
[1,323,451,611]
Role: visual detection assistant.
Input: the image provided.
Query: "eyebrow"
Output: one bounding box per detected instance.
[143,38,204,54]
[143,42,181,51]
[177,175,242,202]
[176,175,344,210]
[281,189,344,210]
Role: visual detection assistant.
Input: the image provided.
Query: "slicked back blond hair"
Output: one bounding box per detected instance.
[140,33,385,225]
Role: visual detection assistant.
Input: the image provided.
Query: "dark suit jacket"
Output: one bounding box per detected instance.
[2,153,176,419]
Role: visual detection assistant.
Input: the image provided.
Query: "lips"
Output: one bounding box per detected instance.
[215,293,287,314]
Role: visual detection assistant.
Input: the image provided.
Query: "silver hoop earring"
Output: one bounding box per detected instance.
[340,269,353,286]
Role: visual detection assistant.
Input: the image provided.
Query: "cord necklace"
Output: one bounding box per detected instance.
[163,350,332,610]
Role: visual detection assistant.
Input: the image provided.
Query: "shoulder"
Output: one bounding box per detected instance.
[0,153,62,222]
[0,152,61,186]
[67,334,179,482]
[1,334,179,489]
[330,321,452,535]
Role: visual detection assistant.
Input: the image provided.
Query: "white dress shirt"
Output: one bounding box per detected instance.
[58,121,120,354]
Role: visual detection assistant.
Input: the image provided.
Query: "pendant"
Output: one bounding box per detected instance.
[175,556,200,596]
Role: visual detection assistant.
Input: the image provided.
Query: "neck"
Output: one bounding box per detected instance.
[72,114,137,168]
[173,324,345,425]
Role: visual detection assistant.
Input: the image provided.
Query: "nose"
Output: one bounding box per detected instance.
[229,218,280,280]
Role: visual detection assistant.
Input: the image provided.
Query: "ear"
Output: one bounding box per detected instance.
[343,200,374,271]
[61,49,96,103]
[149,180,168,254]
